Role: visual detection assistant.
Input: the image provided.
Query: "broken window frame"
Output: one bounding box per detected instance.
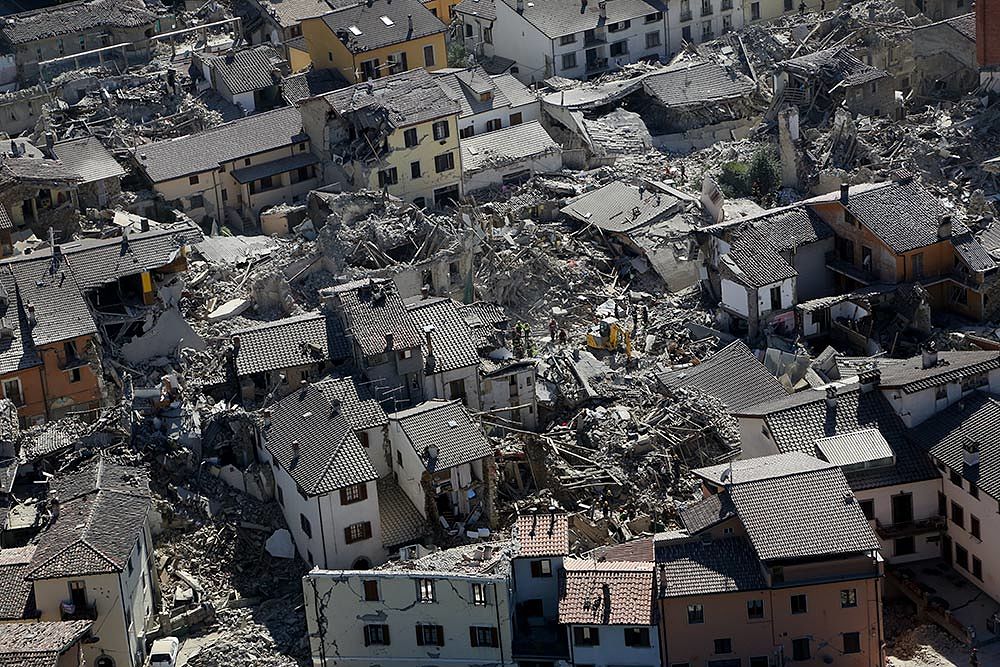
[377,167,399,188]
[470,582,487,605]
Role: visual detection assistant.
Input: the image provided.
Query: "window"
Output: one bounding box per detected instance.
[955,544,969,570]
[609,40,627,57]
[750,658,769,667]
[465,23,473,37]
[415,624,444,646]
[747,598,764,619]
[843,632,861,654]
[682,25,692,41]
[687,604,704,624]
[410,161,422,179]
[483,26,492,43]
[624,627,650,647]
[894,536,915,556]
[784,0,792,9]
[951,469,963,487]
[364,624,390,645]
[471,582,486,605]
[433,120,450,140]
[509,112,523,125]
[645,11,663,21]
[364,580,379,601]
[460,125,474,138]
[714,638,733,654]
[396,451,403,467]
[69,368,81,383]
[939,491,947,517]
[561,52,577,69]
[276,485,284,506]
[530,559,552,577]
[951,501,965,529]
[435,152,455,173]
[470,626,499,647]
[645,31,661,48]
[1,378,22,406]
[722,13,732,30]
[792,637,810,661]
[608,19,631,31]
[973,556,983,580]
[377,167,398,188]
[970,481,979,499]
[344,521,372,544]
[841,589,857,608]
[751,1,760,18]
[404,128,418,147]
[770,285,782,310]
[360,58,379,81]
[790,594,807,614]
[486,118,502,132]
[423,44,436,66]
[859,499,874,520]
[190,194,204,209]
[701,19,712,38]
[340,483,367,505]
[912,252,924,279]
[573,626,600,646]
[560,33,576,44]
[417,578,436,602]
[972,515,981,539]
[300,513,312,538]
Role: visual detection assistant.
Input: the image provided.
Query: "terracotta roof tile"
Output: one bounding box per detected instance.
[515,513,568,557]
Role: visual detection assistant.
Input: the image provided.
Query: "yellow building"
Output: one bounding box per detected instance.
[299,68,463,207]
[423,0,458,23]
[300,0,447,83]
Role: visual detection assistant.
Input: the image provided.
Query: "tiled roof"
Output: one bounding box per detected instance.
[0,653,56,667]
[0,620,91,654]
[253,0,328,28]
[334,278,423,357]
[377,475,427,547]
[720,224,797,288]
[29,458,150,579]
[643,60,756,108]
[0,267,42,375]
[316,374,388,430]
[435,67,511,118]
[693,451,831,486]
[678,493,736,534]
[392,400,492,470]
[320,0,445,53]
[815,428,895,468]
[0,157,81,189]
[778,46,890,87]
[453,0,496,20]
[282,68,349,104]
[200,45,286,95]
[874,351,1000,394]
[727,461,881,562]
[230,151,319,184]
[134,106,306,183]
[655,536,766,597]
[0,0,157,44]
[590,537,653,562]
[910,392,1000,500]
[492,73,535,108]
[234,312,349,376]
[942,12,976,40]
[654,340,788,411]
[953,232,997,272]
[265,377,380,495]
[514,513,568,557]
[561,181,679,234]
[320,69,458,127]
[49,137,125,184]
[559,559,654,626]
[748,206,833,252]
[18,426,74,461]
[407,298,481,374]
[845,180,972,254]
[736,385,939,491]
[0,544,35,620]
[497,0,660,39]
[5,255,96,347]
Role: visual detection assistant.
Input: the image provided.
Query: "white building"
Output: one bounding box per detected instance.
[510,513,571,663]
[664,0,744,56]
[559,559,660,667]
[258,375,425,569]
[26,458,157,667]
[389,399,495,525]
[433,67,540,138]
[408,297,485,410]
[457,0,669,84]
[460,121,562,193]
[303,541,516,667]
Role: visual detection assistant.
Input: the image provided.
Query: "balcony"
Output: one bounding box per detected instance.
[585,58,608,73]
[825,251,876,286]
[584,29,606,45]
[875,515,946,540]
[60,601,98,621]
[679,9,692,20]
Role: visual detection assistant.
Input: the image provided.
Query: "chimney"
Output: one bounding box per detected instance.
[840,183,850,206]
[50,498,60,520]
[408,13,413,30]
[384,332,394,351]
[825,386,838,409]
[8,140,16,157]
[232,335,241,353]
[937,214,952,239]
[859,368,880,392]
[262,409,272,427]
[291,439,301,460]
[44,131,54,152]
[515,0,523,11]
[421,284,430,300]
[921,341,939,369]
[26,302,36,325]
[424,324,436,363]
[963,439,980,468]
[140,217,150,232]
[598,0,606,17]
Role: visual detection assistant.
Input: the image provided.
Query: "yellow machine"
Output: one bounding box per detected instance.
[586,317,632,358]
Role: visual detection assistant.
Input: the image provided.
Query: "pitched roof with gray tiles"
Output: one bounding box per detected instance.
[678,493,736,534]
[492,73,535,108]
[0,266,42,375]
[720,224,797,288]
[726,459,881,562]
[4,255,96,347]
[942,12,976,41]
[0,157,81,190]
[377,475,427,547]
[434,67,511,119]
[0,544,35,620]
[252,0,329,28]
[643,60,756,108]
[200,45,286,95]
[319,68,458,133]
[815,428,895,468]
[778,46,890,87]
[0,0,158,44]
[497,0,661,39]
[334,278,423,357]
[654,340,788,412]
[29,458,150,580]
[873,351,1000,394]
[265,378,380,496]
[282,68,349,104]
[49,137,125,184]
[749,206,833,253]
[407,298,481,374]
[461,120,560,174]
[655,536,766,597]
[0,620,91,658]
[515,513,568,557]
[693,451,832,486]
[453,0,496,20]
[559,559,655,626]
[134,106,306,183]
[234,312,349,376]
[392,399,492,470]
[561,181,678,233]
[320,0,445,53]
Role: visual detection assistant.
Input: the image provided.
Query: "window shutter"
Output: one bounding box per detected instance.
[530,561,540,577]
[364,627,370,646]
[592,628,600,646]
[470,626,478,647]
[416,625,424,646]
[340,488,349,504]
[436,625,445,646]
[344,526,352,543]
[384,626,390,645]
[359,483,368,501]
[490,627,499,647]
[363,521,372,539]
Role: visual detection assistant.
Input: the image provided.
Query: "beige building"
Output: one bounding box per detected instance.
[132,106,319,231]
[303,541,516,667]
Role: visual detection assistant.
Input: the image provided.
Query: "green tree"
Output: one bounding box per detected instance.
[747,148,781,205]
[447,41,469,67]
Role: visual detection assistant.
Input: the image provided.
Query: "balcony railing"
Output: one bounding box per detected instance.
[61,601,97,621]
[874,515,946,540]
[679,9,692,21]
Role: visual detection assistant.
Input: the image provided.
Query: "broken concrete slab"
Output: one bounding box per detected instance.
[207,298,251,322]
[265,529,296,559]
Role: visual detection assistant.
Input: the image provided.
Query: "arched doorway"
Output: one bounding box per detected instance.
[352,557,372,570]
